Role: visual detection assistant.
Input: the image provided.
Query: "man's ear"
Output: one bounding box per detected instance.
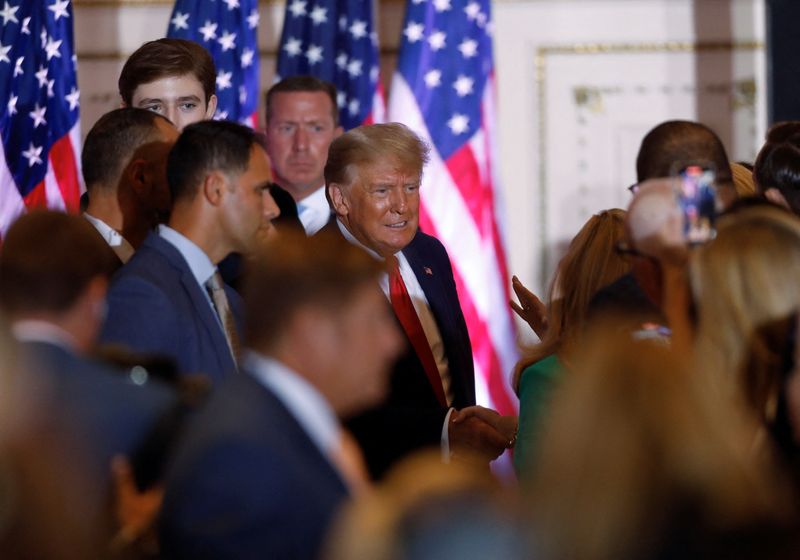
[328,183,349,216]
[205,95,219,119]
[765,187,790,210]
[126,159,150,198]
[203,170,226,206]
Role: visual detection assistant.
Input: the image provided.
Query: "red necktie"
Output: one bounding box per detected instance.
[388,256,447,407]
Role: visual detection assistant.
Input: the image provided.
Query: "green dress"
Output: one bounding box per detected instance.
[513,353,562,479]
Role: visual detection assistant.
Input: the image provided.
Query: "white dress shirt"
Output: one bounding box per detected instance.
[296,185,332,236]
[335,219,455,459]
[83,213,135,263]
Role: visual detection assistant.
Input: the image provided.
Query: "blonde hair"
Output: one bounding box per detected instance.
[324,122,430,189]
[691,205,800,408]
[513,209,630,388]
[731,162,757,198]
[529,329,787,560]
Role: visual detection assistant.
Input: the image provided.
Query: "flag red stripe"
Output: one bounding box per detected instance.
[445,144,514,308]
[23,181,47,210]
[49,135,81,213]
[419,206,516,415]
[445,145,492,232]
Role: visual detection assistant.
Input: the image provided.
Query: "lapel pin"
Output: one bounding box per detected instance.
[424,267,433,276]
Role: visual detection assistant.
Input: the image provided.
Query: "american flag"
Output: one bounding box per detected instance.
[167,0,259,126]
[388,0,518,418]
[0,0,82,238]
[276,0,384,130]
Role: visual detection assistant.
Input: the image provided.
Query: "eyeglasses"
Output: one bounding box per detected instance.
[613,241,661,264]
[613,241,643,257]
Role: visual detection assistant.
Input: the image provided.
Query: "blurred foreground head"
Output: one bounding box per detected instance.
[530,327,794,560]
[323,451,528,560]
[691,205,800,407]
[0,211,117,352]
[0,211,117,317]
[244,231,402,416]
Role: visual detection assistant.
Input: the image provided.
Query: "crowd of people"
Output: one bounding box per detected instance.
[1,36,800,558]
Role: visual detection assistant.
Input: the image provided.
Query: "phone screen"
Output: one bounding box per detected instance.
[675,164,717,244]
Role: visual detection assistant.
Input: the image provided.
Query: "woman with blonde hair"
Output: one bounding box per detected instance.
[513,208,631,476]
[690,204,800,415]
[530,330,796,560]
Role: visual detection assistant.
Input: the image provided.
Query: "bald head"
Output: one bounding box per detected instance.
[636,121,732,185]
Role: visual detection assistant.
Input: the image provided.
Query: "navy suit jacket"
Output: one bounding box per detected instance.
[99,232,243,385]
[159,370,349,560]
[20,340,175,510]
[325,225,476,479]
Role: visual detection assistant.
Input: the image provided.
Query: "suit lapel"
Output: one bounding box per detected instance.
[403,234,456,340]
[402,233,475,408]
[147,234,237,373]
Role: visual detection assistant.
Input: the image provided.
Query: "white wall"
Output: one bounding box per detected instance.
[493,0,765,302]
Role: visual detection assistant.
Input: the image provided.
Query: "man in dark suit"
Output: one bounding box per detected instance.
[0,211,176,549]
[159,232,402,559]
[325,123,517,479]
[100,120,280,384]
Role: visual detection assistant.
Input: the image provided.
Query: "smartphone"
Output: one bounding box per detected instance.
[673,163,717,244]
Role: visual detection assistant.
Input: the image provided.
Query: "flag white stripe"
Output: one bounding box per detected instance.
[389,73,519,401]
[69,122,84,194]
[0,149,25,237]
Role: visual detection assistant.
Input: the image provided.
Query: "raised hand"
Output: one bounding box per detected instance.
[510,275,548,339]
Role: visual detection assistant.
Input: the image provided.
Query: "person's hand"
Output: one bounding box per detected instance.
[448,406,515,464]
[510,276,548,338]
[628,179,689,268]
[109,455,163,553]
[454,405,518,446]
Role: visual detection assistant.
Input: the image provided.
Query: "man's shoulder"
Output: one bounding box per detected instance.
[166,373,333,485]
[404,230,451,268]
[21,341,175,438]
[177,374,287,444]
[111,233,185,289]
[409,229,446,251]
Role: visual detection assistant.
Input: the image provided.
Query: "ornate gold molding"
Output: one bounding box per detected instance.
[534,40,764,287]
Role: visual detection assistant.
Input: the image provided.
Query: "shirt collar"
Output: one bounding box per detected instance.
[83,213,134,262]
[12,320,79,352]
[243,351,340,455]
[296,185,331,235]
[336,218,397,261]
[158,225,217,287]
